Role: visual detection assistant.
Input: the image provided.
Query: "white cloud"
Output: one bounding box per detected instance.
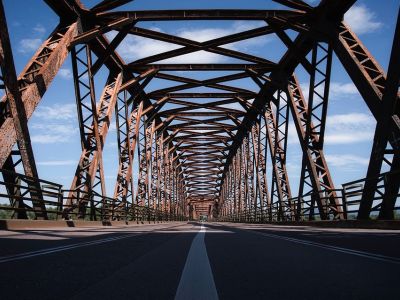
[106,141,118,148]
[325,154,369,168]
[324,113,375,144]
[301,81,358,101]
[288,113,375,145]
[324,132,373,144]
[344,4,382,35]
[37,160,76,166]
[115,35,180,62]
[161,51,226,64]
[58,68,72,79]
[178,27,233,43]
[31,104,78,143]
[33,24,46,35]
[220,102,245,111]
[34,103,76,120]
[115,21,269,64]
[330,82,358,97]
[108,122,116,132]
[18,38,42,53]
[288,122,299,144]
[31,134,71,144]
[31,123,78,144]
[326,113,373,126]
[31,123,76,134]
[286,160,301,175]
[18,24,47,54]
[176,21,267,46]
[116,36,224,64]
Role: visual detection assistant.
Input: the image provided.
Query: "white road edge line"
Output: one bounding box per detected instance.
[248,229,400,265]
[175,224,219,300]
[0,223,183,264]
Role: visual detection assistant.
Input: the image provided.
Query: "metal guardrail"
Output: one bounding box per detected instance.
[0,169,186,221]
[1,168,398,222]
[219,170,400,222]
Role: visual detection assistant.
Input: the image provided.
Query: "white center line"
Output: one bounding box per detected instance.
[175,224,219,300]
[0,223,184,264]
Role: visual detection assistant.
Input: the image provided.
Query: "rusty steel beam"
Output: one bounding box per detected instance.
[288,75,341,220]
[357,12,400,220]
[264,91,292,220]
[113,95,143,216]
[250,121,270,221]
[127,26,277,66]
[290,42,341,221]
[219,0,354,219]
[0,22,78,168]
[63,1,187,219]
[136,119,155,207]
[0,0,47,219]
[2,0,393,223]
[128,63,275,72]
[97,9,304,21]
[150,92,255,99]
[67,45,122,218]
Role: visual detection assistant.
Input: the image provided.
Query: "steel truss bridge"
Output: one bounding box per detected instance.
[0,0,399,223]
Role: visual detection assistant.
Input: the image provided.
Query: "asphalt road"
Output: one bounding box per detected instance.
[0,222,399,299]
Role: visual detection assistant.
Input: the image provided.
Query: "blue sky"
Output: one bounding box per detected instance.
[2,0,399,198]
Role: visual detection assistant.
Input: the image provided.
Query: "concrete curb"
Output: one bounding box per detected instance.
[216,220,400,230]
[0,219,185,230]
[272,220,400,230]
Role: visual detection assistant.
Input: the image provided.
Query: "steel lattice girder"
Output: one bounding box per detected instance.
[357,13,400,220]
[0,23,78,167]
[0,0,398,221]
[0,1,47,219]
[67,45,123,217]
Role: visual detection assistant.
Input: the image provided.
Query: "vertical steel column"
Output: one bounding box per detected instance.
[136,117,147,208]
[149,130,159,221]
[146,121,155,211]
[150,129,158,210]
[244,131,256,221]
[113,88,131,219]
[288,74,338,220]
[251,119,270,222]
[0,0,46,219]
[233,156,239,221]
[238,144,246,221]
[331,20,400,219]
[157,136,165,220]
[288,42,342,220]
[136,118,155,209]
[265,90,293,221]
[67,44,122,219]
[166,152,173,219]
[359,13,400,220]
[113,93,143,219]
[0,22,78,167]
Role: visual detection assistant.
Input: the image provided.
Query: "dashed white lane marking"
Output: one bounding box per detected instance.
[175,224,219,300]
[0,224,184,264]
[248,229,400,265]
[0,233,141,264]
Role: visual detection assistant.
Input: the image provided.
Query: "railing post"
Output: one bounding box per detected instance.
[341,187,348,220]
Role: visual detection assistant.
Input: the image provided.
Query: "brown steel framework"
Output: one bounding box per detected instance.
[0,0,398,222]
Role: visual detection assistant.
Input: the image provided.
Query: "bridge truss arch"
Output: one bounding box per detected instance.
[0,0,398,222]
